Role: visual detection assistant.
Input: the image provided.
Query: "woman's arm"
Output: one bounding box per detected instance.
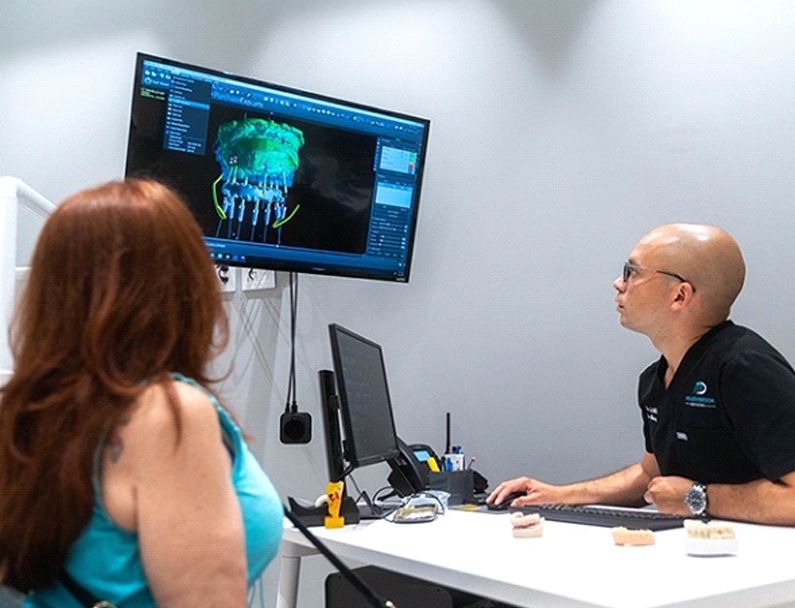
[122,382,247,608]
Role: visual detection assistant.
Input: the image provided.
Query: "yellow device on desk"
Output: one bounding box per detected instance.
[325,480,346,529]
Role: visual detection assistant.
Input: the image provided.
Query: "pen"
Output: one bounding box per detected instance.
[445,412,451,455]
[467,456,476,470]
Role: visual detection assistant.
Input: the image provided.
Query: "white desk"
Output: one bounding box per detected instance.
[277,508,795,608]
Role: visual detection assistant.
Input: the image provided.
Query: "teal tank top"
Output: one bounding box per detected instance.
[25,374,283,608]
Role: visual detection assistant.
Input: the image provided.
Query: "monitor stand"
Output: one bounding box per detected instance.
[287,495,362,527]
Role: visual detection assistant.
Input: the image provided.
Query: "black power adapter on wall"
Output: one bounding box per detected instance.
[280,410,312,444]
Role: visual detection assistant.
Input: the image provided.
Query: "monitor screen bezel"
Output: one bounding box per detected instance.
[328,323,401,469]
[124,52,430,283]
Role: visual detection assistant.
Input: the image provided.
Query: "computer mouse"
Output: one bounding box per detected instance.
[486,491,526,511]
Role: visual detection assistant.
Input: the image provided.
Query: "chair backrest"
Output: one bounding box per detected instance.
[326,565,460,608]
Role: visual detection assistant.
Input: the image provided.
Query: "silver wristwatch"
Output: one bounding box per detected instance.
[684,482,708,517]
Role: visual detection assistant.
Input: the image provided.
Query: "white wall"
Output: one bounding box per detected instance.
[4,1,795,605]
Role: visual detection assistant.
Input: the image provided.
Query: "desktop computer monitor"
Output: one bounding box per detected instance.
[328,324,401,471]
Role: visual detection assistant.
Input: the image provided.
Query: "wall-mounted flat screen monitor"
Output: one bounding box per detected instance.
[124,53,430,282]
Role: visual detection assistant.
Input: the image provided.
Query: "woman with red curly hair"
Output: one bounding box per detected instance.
[0,179,283,607]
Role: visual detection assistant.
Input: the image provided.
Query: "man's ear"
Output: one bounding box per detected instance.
[671,283,695,308]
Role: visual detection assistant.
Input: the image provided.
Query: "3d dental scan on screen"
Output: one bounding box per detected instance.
[124,53,430,282]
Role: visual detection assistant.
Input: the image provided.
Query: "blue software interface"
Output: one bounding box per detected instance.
[126,54,430,282]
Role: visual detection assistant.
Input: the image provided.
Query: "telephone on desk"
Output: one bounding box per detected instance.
[386,439,441,495]
[387,438,488,503]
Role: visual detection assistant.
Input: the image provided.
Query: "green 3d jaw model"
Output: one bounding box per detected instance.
[213,117,305,244]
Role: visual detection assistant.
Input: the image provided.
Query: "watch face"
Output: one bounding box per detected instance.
[685,484,707,515]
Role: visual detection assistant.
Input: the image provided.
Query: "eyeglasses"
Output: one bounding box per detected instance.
[622,261,693,290]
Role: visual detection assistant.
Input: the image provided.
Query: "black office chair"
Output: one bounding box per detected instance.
[326,565,519,608]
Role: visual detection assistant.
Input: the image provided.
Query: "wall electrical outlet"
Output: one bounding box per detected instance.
[242,267,276,291]
[216,264,237,294]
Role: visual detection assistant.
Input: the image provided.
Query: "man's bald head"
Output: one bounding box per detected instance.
[638,224,745,323]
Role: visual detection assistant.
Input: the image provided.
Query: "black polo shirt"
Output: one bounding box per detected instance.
[639,321,795,484]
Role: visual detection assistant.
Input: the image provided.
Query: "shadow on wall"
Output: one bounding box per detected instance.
[493,0,598,72]
[0,0,375,66]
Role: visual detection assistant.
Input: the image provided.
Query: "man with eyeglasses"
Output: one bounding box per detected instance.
[488,223,795,525]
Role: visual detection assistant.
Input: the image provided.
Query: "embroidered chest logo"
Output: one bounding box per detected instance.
[685,380,717,409]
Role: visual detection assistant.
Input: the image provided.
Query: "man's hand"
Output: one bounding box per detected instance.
[644,475,694,515]
[488,458,659,509]
[487,476,563,507]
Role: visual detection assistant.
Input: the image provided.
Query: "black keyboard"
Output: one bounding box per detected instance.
[517,504,686,531]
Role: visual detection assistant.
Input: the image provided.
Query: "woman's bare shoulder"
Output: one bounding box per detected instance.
[123,380,223,462]
[102,379,226,530]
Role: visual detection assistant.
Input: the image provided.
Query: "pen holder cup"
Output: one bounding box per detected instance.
[429,470,474,506]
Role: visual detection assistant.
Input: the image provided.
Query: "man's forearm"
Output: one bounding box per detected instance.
[707,474,795,525]
[559,462,652,506]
